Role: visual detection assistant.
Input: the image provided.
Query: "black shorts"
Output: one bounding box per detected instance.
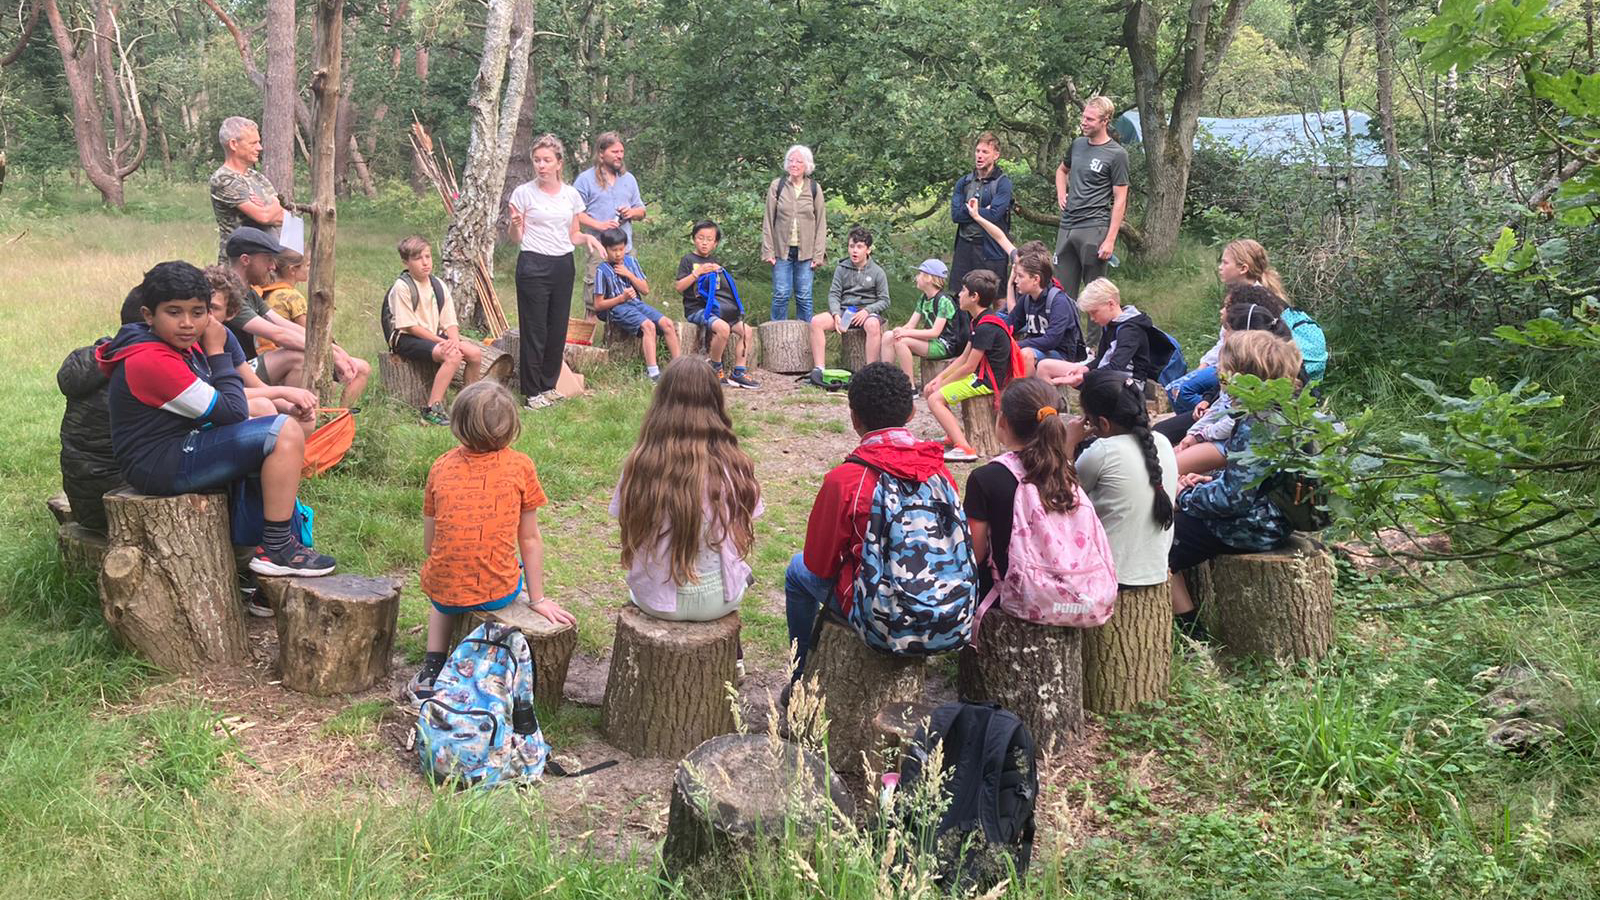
[393,333,441,363]
[1168,510,1239,572]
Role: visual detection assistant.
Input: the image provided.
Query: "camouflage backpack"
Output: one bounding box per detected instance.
[844,455,977,656]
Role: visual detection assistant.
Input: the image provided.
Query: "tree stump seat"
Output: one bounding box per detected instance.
[661,734,853,889]
[254,574,401,696]
[676,319,759,370]
[446,600,579,711]
[802,615,926,774]
[58,522,109,572]
[1190,534,1335,662]
[97,489,249,673]
[837,328,868,372]
[960,395,1002,457]
[562,342,610,374]
[378,346,512,409]
[600,605,740,757]
[869,699,939,779]
[47,492,74,525]
[1083,580,1173,714]
[757,319,811,374]
[917,357,945,390]
[958,608,1083,752]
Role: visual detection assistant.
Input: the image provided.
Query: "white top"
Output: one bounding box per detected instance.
[1076,432,1179,586]
[508,181,585,256]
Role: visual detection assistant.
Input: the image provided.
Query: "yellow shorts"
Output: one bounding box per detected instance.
[939,378,994,405]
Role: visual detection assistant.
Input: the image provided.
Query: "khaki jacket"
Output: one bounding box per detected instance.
[761,175,827,265]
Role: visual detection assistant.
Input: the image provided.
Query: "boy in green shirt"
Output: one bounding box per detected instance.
[882,258,965,384]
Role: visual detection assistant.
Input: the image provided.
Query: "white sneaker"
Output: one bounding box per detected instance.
[525,393,554,410]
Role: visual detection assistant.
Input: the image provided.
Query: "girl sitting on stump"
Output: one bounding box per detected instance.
[97,261,335,579]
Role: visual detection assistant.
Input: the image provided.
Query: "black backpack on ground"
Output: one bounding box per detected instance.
[381,272,447,348]
[899,702,1038,892]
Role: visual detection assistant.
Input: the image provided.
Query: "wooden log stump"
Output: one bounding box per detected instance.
[378,352,433,408]
[491,328,521,373]
[446,600,579,711]
[254,575,401,696]
[600,606,740,757]
[661,734,853,888]
[98,490,248,673]
[58,522,109,572]
[1083,581,1173,714]
[958,609,1083,752]
[758,319,812,374]
[960,396,1002,457]
[837,328,868,372]
[1200,535,1335,663]
[599,321,643,361]
[869,699,938,779]
[563,342,610,374]
[463,344,514,386]
[47,492,74,525]
[677,320,759,370]
[803,616,926,774]
[917,357,946,390]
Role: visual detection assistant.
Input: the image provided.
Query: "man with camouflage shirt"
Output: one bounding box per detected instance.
[209,116,285,263]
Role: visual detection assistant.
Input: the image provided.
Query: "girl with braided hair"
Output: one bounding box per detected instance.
[1068,370,1179,591]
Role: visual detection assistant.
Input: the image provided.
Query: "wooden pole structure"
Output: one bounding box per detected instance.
[300,0,344,403]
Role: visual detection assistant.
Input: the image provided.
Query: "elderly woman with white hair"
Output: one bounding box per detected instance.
[760,144,828,321]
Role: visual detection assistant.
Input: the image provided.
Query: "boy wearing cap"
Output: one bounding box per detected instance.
[882,258,965,384]
[807,226,890,383]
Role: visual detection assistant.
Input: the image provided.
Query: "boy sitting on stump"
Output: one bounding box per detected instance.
[384,235,486,426]
[807,226,891,383]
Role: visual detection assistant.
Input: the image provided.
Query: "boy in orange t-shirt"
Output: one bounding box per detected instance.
[405,380,576,702]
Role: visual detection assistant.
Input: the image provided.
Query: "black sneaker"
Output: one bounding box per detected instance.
[404,667,440,705]
[242,588,274,617]
[807,367,826,388]
[249,540,337,577]
[727,368,760,389]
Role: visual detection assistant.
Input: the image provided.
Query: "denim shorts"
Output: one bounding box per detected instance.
[602,299,666,336]
[137,414,287,496]
[430,577,524,615]
[687,308,742,328]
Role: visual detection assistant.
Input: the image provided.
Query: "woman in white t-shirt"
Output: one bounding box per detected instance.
[506,133,603,409]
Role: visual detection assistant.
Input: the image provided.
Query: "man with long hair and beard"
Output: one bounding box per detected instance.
[574,132,648,314]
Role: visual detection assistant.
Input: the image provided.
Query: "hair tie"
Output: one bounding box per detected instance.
[1036,405,1058,423]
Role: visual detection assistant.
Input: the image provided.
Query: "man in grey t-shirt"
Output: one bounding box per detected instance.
[1054,97,1129,301]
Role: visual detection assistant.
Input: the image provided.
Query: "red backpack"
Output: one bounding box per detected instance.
[972,313,1025,406]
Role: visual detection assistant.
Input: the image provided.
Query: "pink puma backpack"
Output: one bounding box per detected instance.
[976,452,1119,633]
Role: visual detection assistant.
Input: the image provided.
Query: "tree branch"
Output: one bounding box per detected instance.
[0,0,39,68]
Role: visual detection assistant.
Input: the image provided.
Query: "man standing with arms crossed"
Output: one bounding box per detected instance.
[209,116,287,264]
[1055,97,1129,302]
[574,132,647,317]
[948,132,1013,292]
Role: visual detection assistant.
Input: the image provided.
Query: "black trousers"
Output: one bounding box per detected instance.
[515,250,575,397]
[1154,408,1198,444]
[949,239,1009,295]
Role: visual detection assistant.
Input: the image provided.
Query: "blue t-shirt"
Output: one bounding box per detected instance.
[573,169,644,249]
[594,254,647,306]
[224,329,248,369]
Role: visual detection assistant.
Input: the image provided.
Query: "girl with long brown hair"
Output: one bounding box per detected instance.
[610,357,763,632]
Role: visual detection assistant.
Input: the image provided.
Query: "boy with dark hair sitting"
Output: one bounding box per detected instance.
[674,219,760,389]
[807,225,891,383]
[385,234,487,426]
[921,270,1023,462]
[784,362,955,679]
[593,226,681,381]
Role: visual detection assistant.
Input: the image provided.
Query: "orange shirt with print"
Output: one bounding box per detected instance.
[420,446,547,607]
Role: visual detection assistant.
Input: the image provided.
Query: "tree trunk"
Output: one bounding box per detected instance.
[870,699,938,780]
[97,490,249,673]
[675,320,760,371]
[301,0,344,403]
[1374,0,1403,194]
[958,609,1083,752]
[333,73,354,196]
[41,0,147,207]
[262,0,296,196]
[1082,581,1172,714]
[661,734,852,890]
[258,574,400,695]
[1197,535,1335,662]
[961,397,1003,457]
[757,320,811,374]
[377,352,432,409]
[58,523,110,572]
[446,601,577,711]
[837,328,868,372]
[801,616,926,774]
[410,44,431,194]
[600,605,740,758]
[441,0,536,328]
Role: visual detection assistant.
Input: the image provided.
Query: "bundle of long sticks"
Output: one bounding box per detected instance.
[409,118,510,339]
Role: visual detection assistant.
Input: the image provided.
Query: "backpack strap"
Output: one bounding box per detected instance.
[544,757,619,778]
[428,275,447,315]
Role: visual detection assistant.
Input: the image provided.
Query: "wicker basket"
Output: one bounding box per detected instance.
[567,317,597,346]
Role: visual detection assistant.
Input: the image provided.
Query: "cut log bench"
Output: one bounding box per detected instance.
[869,699,938,779]
[447,601,579,712]
[97,489,250,673]
[1082,581,1173,714]
[837,328,868,372]
[917,357,945,390]
[958,608,1083,752]
[58,523,110,572]
[600,606,740,757]
[801,615,925,774]
[675,320,760,371]
[1189,534,1335,663]
[255,575,401,696]
[661,734,852,889]
[960,396,1003,458]
[47,492,73,525]
[378,345,515,409]
[757,319,811,374]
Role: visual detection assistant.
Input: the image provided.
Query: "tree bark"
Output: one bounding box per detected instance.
[40,0,146,207]
[801,616,926,774]
[377,352,433,409]
[410,44,431,193]
[1374,0,1403,194]
[757,320,811,374]
[97,490,249,672]
[301,0,344,403]
[1082,581,1172,714]
[258,575,400,695]
[961,397,1003,457]
[446,601,577,711]
[675,320,759,370]
[661,734,852,890]
[1197,535,1335,662]
[58,522,109,572]
[441,0,536,328]
[958,609,1083,752]
[838,328,868,372]
[600,605,740,758]
[262,0,296,196]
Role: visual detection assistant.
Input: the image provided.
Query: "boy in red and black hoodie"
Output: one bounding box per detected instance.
[784,363,955,680]
[96,260,335,578]
[921,270,1024,462]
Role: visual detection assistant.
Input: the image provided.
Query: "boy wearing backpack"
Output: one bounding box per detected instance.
[922,270,1024,463]
[784,362,971,678]
[674,220,759,389]
[386,235,486,425]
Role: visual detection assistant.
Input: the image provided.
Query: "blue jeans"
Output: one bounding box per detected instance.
[771,248,814,322]
[784,552,836,679]
[1165,366,1220,415]
[131,414,287,496]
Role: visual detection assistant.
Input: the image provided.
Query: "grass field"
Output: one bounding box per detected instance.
[1,178,1596,898]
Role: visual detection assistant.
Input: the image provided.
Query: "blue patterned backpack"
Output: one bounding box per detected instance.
[845,456,977,655]
[416,622,552,787]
